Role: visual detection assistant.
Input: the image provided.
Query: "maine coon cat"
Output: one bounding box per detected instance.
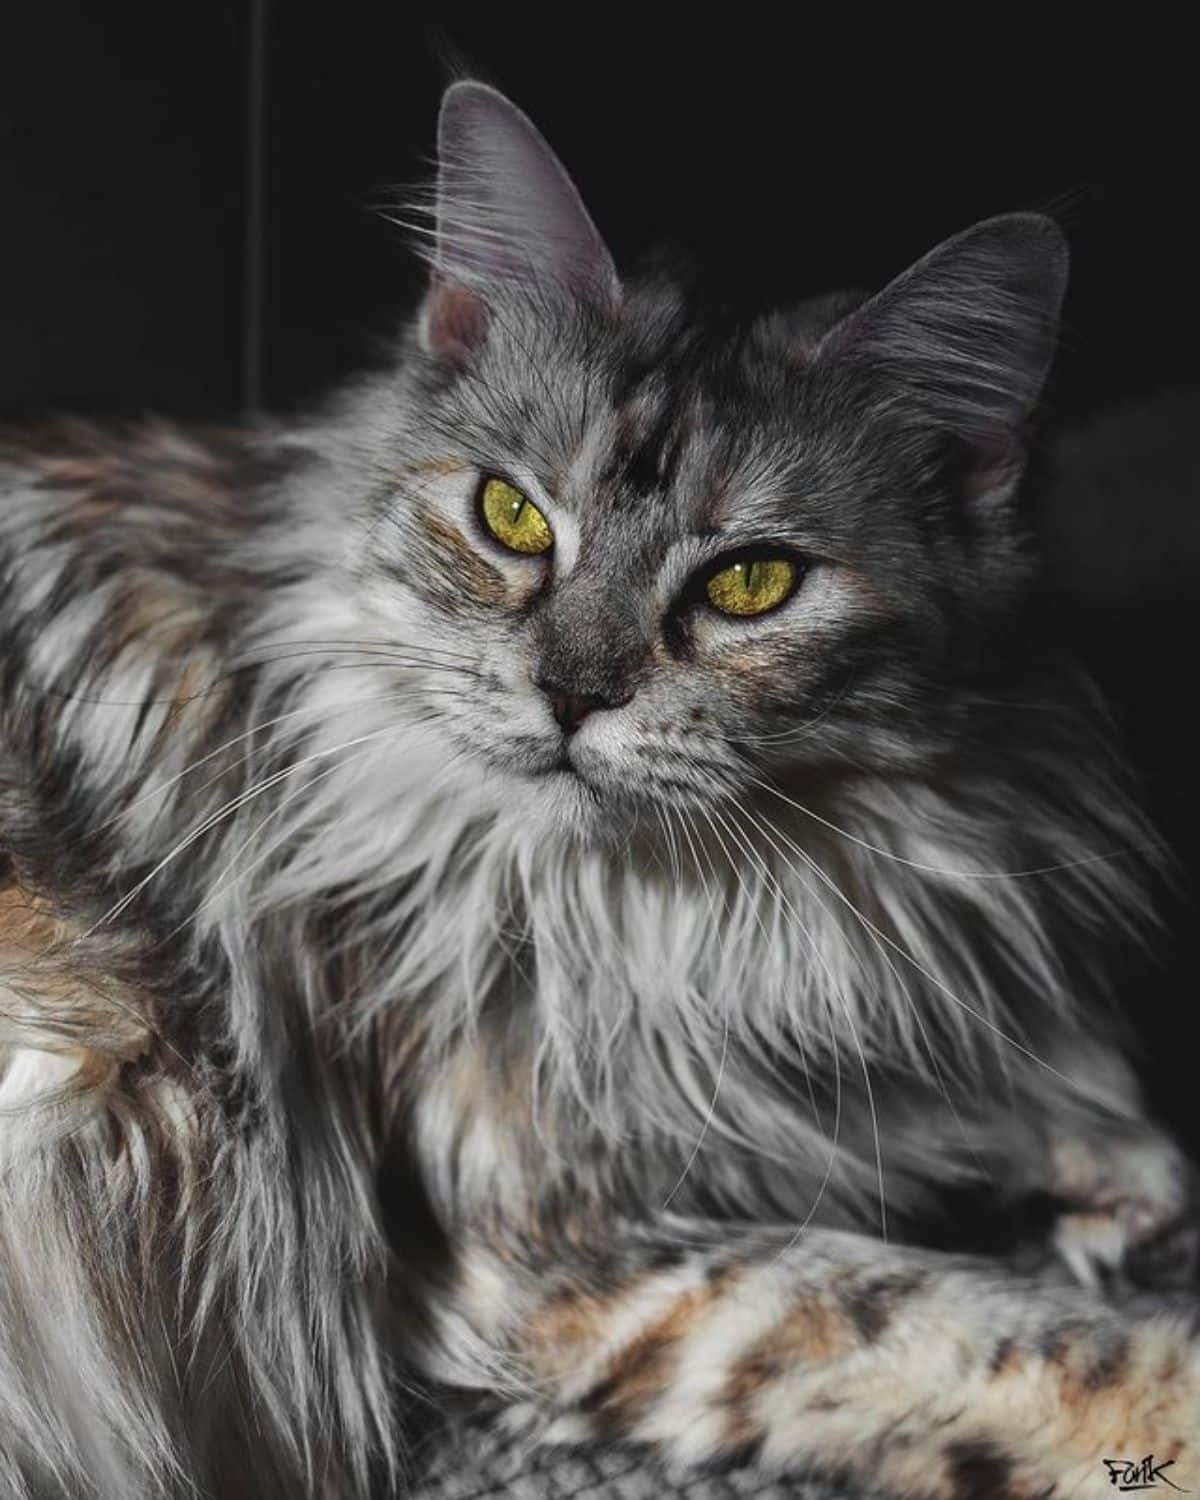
[0,79,1196,1499]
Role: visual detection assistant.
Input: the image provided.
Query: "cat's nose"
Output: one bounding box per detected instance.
[536,679,632,736]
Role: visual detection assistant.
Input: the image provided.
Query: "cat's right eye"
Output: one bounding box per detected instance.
[477,477,554,556]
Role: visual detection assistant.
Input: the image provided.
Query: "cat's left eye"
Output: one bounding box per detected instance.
[704,554,800,617]
[477,477,553,556]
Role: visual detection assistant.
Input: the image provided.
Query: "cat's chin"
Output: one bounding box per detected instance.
[531,766,618,842]
[491,761,635,847]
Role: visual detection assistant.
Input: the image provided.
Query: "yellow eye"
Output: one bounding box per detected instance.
[705,555,798,617]
[478,477,553,555]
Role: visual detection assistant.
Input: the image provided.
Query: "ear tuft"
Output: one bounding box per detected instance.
[817,213,1069,505]
[420,82,619,362]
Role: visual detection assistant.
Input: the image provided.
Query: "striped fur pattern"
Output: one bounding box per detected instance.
[0,82,1196,1497]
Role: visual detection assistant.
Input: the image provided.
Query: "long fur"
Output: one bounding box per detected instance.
[0,85,1190,1498]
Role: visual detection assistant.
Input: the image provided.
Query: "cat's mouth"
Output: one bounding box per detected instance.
[500,738,609,817]
[538,745,605,804]
[549,747,594,789]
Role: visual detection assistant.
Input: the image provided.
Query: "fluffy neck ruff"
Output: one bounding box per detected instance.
[162,638,1157,1230]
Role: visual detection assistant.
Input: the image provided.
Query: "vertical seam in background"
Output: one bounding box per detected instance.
[243,0,267,416]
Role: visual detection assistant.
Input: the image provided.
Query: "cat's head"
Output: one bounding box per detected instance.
[348,82,1067,842]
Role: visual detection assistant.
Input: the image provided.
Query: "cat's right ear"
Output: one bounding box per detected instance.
[419,82,620,364]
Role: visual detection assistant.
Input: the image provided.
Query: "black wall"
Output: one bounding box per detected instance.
[3,10,1194,422]
[1,8,1196,1143]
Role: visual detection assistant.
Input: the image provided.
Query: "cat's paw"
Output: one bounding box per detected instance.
[1050,1133,1199,1296]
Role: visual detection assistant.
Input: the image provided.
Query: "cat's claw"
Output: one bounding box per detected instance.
[1053,1210,1130,1291]
[1050,1133,1199,1296]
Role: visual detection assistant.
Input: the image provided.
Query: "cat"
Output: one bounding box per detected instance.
[0,78,1197,1500]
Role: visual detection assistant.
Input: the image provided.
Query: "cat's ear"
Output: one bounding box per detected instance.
[420,81,620,363]
[816,214,1068,507]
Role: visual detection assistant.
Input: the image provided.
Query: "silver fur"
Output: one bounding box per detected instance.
[0,82,1184,1497]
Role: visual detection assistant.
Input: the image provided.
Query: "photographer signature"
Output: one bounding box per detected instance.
[1102,1456,1189,1493]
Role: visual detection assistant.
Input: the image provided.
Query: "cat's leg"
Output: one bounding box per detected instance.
[989,1032,1196,1294]
[873,1029,1198,1295]
[1044,1125,1197,1293]
[427,1220,1199,1500]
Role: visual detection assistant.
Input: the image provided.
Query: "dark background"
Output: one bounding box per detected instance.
[0,8,1195,1149]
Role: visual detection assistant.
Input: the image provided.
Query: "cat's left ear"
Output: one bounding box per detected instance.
[420,82,621,363]
[815,214,1069,508]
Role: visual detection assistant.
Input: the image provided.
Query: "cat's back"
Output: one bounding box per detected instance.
[0,421,275,834]
[0,419,268,565]
[0,420,297,700]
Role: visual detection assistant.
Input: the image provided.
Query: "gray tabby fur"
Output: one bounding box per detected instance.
[0,80,1188,1498]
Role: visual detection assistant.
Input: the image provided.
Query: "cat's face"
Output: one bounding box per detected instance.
[366,296,926,838]
[350,84,1067,842]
